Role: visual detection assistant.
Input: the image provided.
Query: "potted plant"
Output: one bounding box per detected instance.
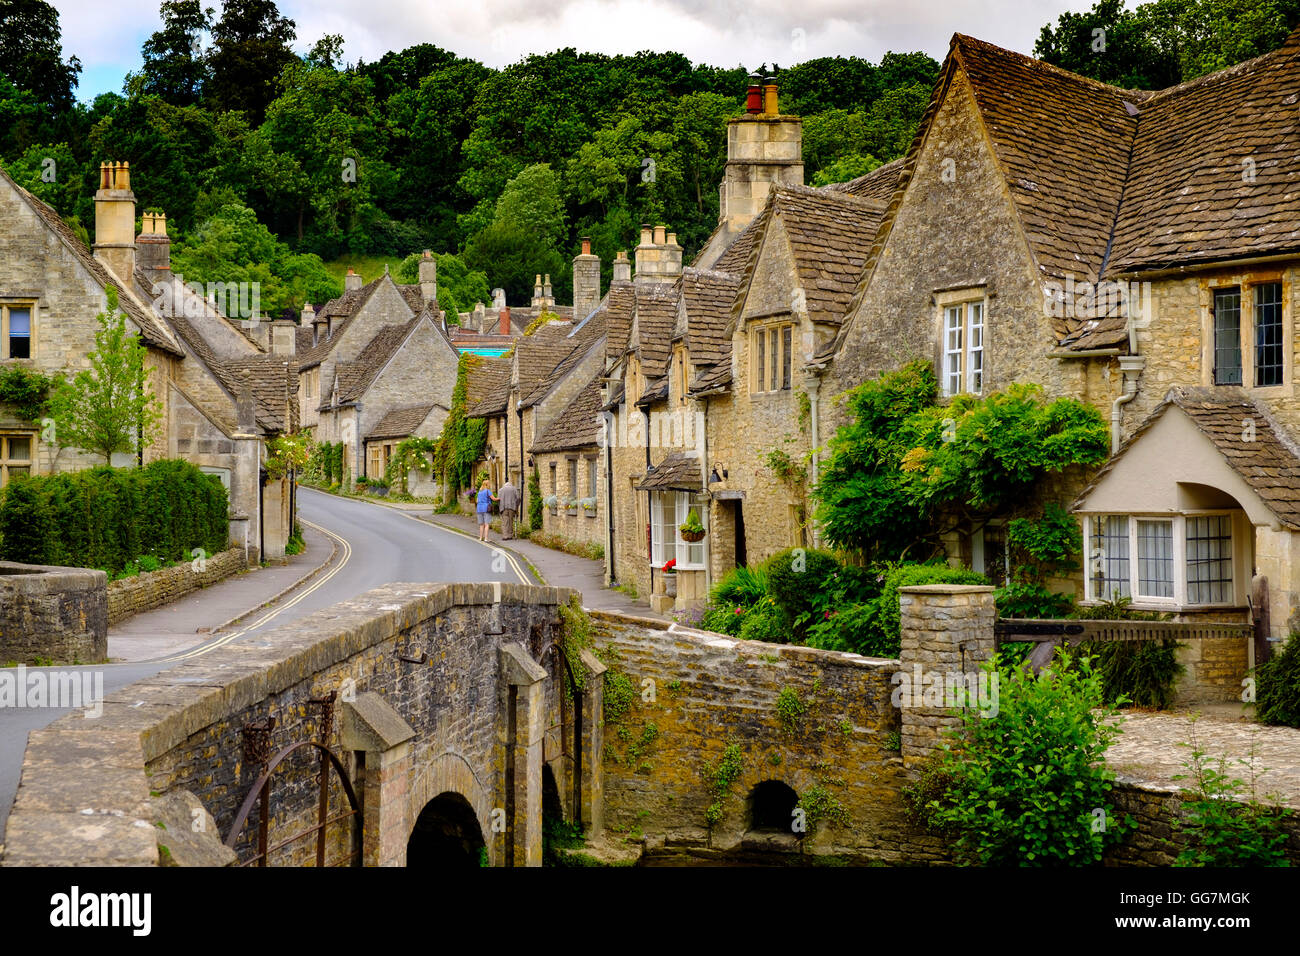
[679,508,706,542]
[544,494,558,514]
[580,496,598,515]
[662,559,677,597]
[565,497,579,516]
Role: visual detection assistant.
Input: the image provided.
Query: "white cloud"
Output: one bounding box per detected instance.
[52,0,1085,99]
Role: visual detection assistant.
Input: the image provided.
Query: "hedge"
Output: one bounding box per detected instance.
[0,460,228,573]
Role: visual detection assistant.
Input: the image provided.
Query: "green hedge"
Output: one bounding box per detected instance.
[1256,635,1300,728]
[0,460,228,573]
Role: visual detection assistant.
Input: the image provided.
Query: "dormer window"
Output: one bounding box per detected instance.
[1211,282,1286,388]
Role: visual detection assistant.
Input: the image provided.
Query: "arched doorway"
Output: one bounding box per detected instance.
[407,792,487,867]
[747,780,800,835]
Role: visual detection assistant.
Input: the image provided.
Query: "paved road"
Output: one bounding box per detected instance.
[0,487,535,841]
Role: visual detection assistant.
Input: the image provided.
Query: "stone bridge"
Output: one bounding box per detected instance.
[3,582,604,867]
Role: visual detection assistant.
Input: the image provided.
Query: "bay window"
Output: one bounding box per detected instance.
[1085,512,1241,607]
[650,490,707,569]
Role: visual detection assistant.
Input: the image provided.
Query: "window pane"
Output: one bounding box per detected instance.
[945,307,963,394]
[1186,514,1233,604]
[568,460,578,494]
[755,332,765,391]
[7,307,30,359]
[769,328,778,392]
[782,325,792,389]
[588,459,597,497]
[6,435,31,461]
[1136,520,1174,598]
[1255,283,1284,387]
[1213,288,1242,385]
[1092,515,1131,600]
[967,302,983,393]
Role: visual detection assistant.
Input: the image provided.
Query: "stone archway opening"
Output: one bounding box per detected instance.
[747,780,800,836]
[406,791,486,867]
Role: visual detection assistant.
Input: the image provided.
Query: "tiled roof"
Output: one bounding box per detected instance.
[603,282,637,361]
[297,278,386,370]
[221,354,299,433]
[709,214,764,275]
[688,362,732,395]
[3,172,184,357]
[515,321,577,400]
[676,269,741,366]
[1076,387,1300,529]
[521,312,606,408]
[635,451,702,491]
[331,320,419,404]
[1107,35,1300,273]
[600,380,625,411]
[632,282,679,378]
[636,377,669,406]
[530,372,604,453]
[367,403,441,442]
[822,157,906,202]
[465,356,512,418]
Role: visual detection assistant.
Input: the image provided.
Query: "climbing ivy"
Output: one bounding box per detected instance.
[776,686,807,735]
[528,464,544,530]
[384,435,437,493]
[705,741,744,826]
[433,353,488,502]
[557,595,592,697]
[0,366,57,422]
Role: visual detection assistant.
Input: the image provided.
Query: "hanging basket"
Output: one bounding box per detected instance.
[680,528,706,543]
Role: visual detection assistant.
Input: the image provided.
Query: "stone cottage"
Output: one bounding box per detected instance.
[0,161,297,560]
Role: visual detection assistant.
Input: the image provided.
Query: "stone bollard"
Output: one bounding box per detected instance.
[897,584,997,769]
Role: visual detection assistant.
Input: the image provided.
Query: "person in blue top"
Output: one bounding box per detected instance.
[475,479,497,542]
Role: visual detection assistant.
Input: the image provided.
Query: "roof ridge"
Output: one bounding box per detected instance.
[772,182,886,210]
[953,32,1155,100]
[1138,33,1300,105]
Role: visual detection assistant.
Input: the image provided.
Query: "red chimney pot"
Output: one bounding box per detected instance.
[500,305,511,336]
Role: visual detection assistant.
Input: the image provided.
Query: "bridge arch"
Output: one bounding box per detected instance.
[409,750,493,865]
[747,780,801,836]
[407,791,487,867]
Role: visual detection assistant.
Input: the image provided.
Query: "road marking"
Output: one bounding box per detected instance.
[147,518,352,664]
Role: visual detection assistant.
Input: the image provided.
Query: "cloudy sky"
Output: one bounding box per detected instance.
[54,0,1086,100]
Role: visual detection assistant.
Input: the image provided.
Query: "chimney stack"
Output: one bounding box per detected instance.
[94,161,137,284]
[136,210,171,288]
[300,303,315,327]
[500,305,511,337]
[634,224,682,285]
[344,269,363,292]
[270,312,296,356]
[612,250,632,283]
[542,274,553,305]
[492,288,506,311]
[419,250,437,307]
[573,236,601,320]
[719,74,803,239]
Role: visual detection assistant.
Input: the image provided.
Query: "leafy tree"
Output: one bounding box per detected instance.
[0,473,54,564]
[305,34,344,71]
[395,250,490,319]
[138,0,214,106]
[47,286,164,465]
[0,0,81,109]
[464,164,570,303]
[206,0,296,121]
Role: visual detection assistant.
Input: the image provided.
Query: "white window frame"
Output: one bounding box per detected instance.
[1083,511,1242,609]
[650,490,707,570]
[935,289,986,397]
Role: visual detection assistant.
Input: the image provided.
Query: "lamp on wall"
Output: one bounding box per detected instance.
[709,466,727,484]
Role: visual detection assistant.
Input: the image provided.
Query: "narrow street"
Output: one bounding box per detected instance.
[0,488,536,840]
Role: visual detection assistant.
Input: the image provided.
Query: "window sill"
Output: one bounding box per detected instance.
[1080,600,1248,614]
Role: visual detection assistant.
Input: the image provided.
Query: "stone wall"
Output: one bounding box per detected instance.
[3,582,598,868]
[589,610,950,863]
[105,546,247,626]
[0,561,107,664]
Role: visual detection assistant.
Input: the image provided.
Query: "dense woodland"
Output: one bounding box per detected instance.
[1,0,1297,313]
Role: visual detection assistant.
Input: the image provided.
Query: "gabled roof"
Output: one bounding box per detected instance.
[1075,387,1300,529]
[520,312,606,408]
[635,451,702,491]
[530,372,604,454]
[630,282,679,378]
[603,281,637,362]
[465,356,512,418]
[674,268,741,366]
[329,318,422,406]
[167,312,294,433]
[367,403,443,442]
[297,276,424,371]
[822,157,906,203]
[2,170,184,357]
[515,320,577,402]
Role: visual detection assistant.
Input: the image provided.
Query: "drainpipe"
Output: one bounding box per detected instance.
[698,395,711,593]
[604,413,615,585]
[517,405,525,524]
[1112,324,1146,453]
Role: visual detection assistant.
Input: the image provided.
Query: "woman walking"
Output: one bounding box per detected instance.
[475,479,497,542]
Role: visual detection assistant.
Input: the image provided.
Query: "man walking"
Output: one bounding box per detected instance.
[475,480,497,542]
[498,476,520,540]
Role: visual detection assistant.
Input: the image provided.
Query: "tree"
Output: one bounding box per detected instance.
[0,0,81,109]
[47,286,164,465]
[463,164,569,303]
[138,0,213,106]
[206,0,296,121]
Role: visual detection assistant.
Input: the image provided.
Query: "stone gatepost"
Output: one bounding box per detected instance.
[897,584,997,769]
[340,691,416,866]
[578,648,607,832]
[500,643,548,866]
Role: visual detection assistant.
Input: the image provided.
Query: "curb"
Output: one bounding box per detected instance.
[207,526,340,634]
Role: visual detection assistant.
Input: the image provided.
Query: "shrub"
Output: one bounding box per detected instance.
[0,477,54,564]
[766,547,842,632]
[700,601,748,637]
[1074,637,1183,709]
[805,602,877,654]
[709,563,769,607]
[738,599,791,644]
[1255,635,1300,728]
[918,651,1130,865]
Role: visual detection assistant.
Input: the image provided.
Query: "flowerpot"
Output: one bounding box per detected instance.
[664,574,677,597]
[680,529,705,543]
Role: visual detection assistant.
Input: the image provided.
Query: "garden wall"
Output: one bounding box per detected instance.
[106,546,248,625]
[0,560,107,664]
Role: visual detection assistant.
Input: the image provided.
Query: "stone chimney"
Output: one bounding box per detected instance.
[135,211,171,287]
[94,162,137,284]
[300,303,315,327]
[634,224,682,285]
[419,250,437,307]
[500,305,511,336]
[719,75,803,236]
[344,269,363,292]
[270,313,296,356]
[471,301,486,332]
[542,274,554,306]
[573,236,601,320]
[531,274,544,307]
[612,250,632,284]
[492,288,506,310]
